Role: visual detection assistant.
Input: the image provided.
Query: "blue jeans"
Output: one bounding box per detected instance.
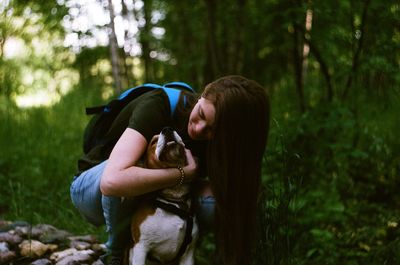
[70,160,215,255]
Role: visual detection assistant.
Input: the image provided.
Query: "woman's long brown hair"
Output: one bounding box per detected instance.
[203,76,270,265]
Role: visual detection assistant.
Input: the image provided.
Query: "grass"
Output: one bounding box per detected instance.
[0,90,103,237]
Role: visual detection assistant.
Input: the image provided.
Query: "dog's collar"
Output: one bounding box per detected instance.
[154,198,193,220]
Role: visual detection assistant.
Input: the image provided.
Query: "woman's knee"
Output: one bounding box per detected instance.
[70,161,108,226]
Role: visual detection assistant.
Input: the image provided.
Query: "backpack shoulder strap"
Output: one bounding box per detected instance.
[85,105,108,115]
[118,83,163,100]
[162,82,194,117]
[164,82,194,93]
[161,86,181,116]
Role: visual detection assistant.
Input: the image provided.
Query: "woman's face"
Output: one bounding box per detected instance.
[188,97,216,140]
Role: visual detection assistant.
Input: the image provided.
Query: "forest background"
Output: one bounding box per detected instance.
[0,0,399,264]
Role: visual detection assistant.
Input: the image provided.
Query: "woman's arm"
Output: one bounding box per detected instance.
[100,128,197,197]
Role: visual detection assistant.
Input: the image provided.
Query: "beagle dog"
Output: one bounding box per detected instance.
[128,127,198,265]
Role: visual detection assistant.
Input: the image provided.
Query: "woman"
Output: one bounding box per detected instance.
[70,75,270,265]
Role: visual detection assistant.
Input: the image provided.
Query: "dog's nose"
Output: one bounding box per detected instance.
[161,127,174,136]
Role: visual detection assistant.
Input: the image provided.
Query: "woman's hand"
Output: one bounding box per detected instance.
[182,148,198,182]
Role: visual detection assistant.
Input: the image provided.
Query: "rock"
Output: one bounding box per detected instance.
[31,224,58,237]
[50,248,77,261]
[1,220,106,264]
[0,220,11,231]
[0,221,30,232]
[0,243,16,264]
[55,252,93,265]
[19,239,57,258]
[0,242,9,252]
[91,243,107,253]
[68,235,98,244]
[0,231,24,245]
[31,224,72,244]
[31,258,52,265]
[70,240,91,250]
[27,224,71,245]
[39,230,71,245]
[14,225,30,237]
[51,249,95,265]
[92,259,105,265]
[0,251,16,264]
[50,248,94,262]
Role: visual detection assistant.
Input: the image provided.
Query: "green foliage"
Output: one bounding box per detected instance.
[0,58,22,97]
[73,46,113,89]
[0,88,103,238]
[0,0,70,100]
[254,99,400,264]
[1,0,400,264]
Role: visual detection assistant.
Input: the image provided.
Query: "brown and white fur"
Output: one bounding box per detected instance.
[128,127,198,265]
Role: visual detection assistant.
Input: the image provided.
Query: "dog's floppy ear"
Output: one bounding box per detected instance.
[149,134,159,146]
[173,131,185,147]
[144,134,159,168]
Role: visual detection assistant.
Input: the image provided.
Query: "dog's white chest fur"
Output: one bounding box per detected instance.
[129,204,198,265]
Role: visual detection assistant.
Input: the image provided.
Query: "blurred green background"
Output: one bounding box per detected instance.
[1,0,399,264]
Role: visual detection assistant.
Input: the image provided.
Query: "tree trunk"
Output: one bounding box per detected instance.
[174,2,197,85]
[232,0,246,73]
[120,0,132,87]
[141,0,153,82]
[204,0,220,83]
[295,18,334,103]
[0,37,5,58]
[107,0,122,93]
[302,5,313,82]
[290,0,308,113]
[293,25,306,113]
[342,0,371,100]
[304,37,334,102]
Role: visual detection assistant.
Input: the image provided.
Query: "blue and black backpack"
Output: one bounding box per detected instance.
[82,82,195,154]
